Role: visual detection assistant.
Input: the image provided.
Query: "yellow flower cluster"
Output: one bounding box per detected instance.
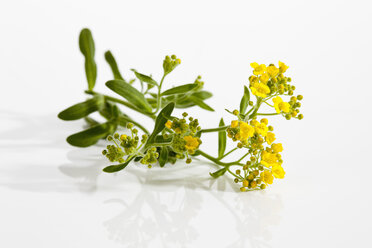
[249,61,288,98]
[164,113,202,162]
[227,117,287,191]
[227,118,273,146]
[183,135,200,151]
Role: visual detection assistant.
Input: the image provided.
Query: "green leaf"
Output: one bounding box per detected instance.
[218,118,226,158]
[161,84,198,96]
[154,135,173,143]
[191,90,213,100]
[239,86,250,115]
[58,95,104,121]
[106,80,153,113]
[103,156,135,173]
[79,28,97,90]
[131,69,158,86]
[104,51,124,81]
[158,147,168,167]
[189,96,215,111]
[66,122,115,147]
[146,102,175,146]
[209,167,227,178]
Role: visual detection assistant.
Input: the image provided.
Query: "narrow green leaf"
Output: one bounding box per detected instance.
[79,28,97,90]
[106,80,153,113]
[191,90,213,100]
[239,86,250,115]
[154,135,173,143]
[104,51,124,80]
[146,102,175,146]
[218,118,226,158]
[210,167,227,178]
[103,156,135,173]
[58,95,104,121]
[131,69,158,86]
[158,147,168,167]
[189,96,215,111]
[66,122,115,147]
[161,84,198,96]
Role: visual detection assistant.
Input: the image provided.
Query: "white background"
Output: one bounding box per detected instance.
[1,0,372,247]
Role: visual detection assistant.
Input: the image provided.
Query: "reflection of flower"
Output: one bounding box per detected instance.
[103,167,203,248]
[102,161,283,248]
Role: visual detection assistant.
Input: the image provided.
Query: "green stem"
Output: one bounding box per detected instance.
[226,166,243,179]
[248,97,262,119]
[256,113,279,116]
[262,101,274,107]
[237,152,249,163]
[118,116,149,135]
[197,150,243,167]
[198,125,229,134]
[153,74,166,114]
[219,147,238,160]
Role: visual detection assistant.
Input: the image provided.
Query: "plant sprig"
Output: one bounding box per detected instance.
[59,28,304,192]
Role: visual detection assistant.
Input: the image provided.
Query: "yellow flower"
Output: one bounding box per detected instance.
[265,132,276,145]
[231,120,239,128]
[261,150,279,167]
[260,118,268,125]
[249,75,258,84]
[250,62,259,68]
[260,170,274,184]
[251,82,270,98]
[251,62,267,75]
[273,96,290,113]
[271,143,283,153]
[267,65,279,77]
[255,123,268,137]
[272,165,285,179]
[165,120,172,129]
[259,73,270,83]
[278,61,289,73]
[239,121,255,140]
[184,135,200,151]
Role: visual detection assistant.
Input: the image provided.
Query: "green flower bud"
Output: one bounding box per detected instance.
[297,95,303,100]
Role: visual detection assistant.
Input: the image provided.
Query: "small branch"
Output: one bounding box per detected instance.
[256,113,279,116]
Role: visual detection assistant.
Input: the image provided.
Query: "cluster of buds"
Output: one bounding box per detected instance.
[248,61,304,120]
[102,123,148,164]
[163,55,181,75]
[140,147,159,168]
[235,168,267,191]
[193,75,204,90]
[164,112,202,163]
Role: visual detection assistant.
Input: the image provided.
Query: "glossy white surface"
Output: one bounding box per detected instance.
[1,0,372,247]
